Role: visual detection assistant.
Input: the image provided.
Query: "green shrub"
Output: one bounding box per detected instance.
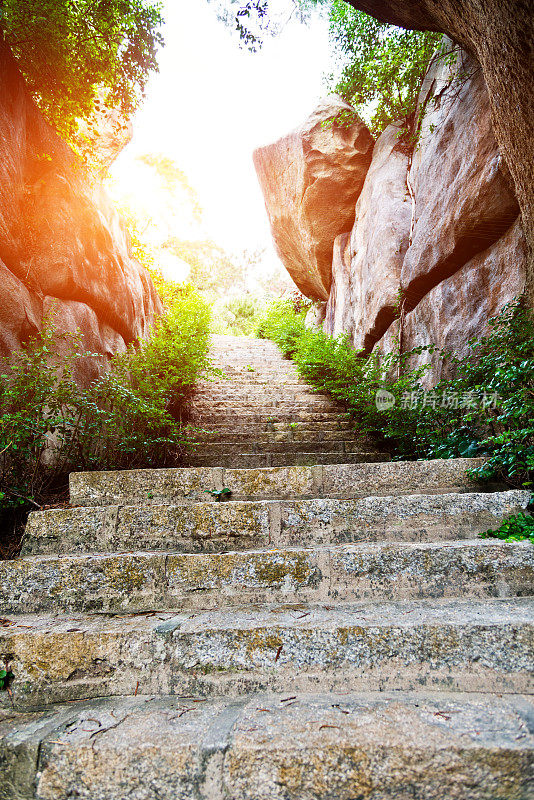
[258,298,534,489]
[480,506,534,544]
[211,295,266,336]
[0,284,211,554]
[256,295,311,355]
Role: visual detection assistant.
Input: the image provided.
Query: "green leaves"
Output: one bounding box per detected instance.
[480,509,534,544]
[204,487,232,502]
[0,286,212,519]
[0,669,14,690]
[324,2,442,136]
[3,0,164,140]
[259,298,534,490]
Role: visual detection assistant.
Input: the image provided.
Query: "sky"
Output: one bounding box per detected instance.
[109,0,334,283]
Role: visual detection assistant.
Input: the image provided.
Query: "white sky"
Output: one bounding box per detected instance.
[110,0,333,279]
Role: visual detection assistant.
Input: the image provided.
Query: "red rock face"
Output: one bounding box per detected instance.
[400,46,519,310]
[345,122,412,351]
[345,0,534,308]
[0,41,161,385]
[378,219,526,385]
[324,234,352,340]
[253,97,374,301]
[258,44,527,385]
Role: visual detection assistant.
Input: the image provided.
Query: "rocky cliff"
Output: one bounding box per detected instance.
[253,97,373,301]
[0,40,161,386]
[345,0,534,310]
[254,42,527,384]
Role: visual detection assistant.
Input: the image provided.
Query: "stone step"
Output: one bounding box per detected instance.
[190,429,359,444]
[1,692,532,799]
[201,375,307,384]
[191,421,356,434]
[190,411,351,424]
[69,458,487,507]
[1,598,532,707]
[191,400,344,413]
[187,440,372,455]
[3,540,533,615]
[22,490,530,556]
[195,389,331,400]
[183,451,390,468]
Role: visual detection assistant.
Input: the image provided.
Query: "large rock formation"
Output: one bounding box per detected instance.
[0,40,161,385]
[253,97,373,301]
[380,219,527,384]
[401,46,519,310]
[259,43,527,384]
[345,0,534,308]
[326,121,412,351]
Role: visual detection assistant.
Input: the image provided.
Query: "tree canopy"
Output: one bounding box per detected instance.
[1,0,164,140]
[324,2,441,135]
[210,0,441,135]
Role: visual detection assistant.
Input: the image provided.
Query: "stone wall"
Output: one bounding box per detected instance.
[0,40,161,386]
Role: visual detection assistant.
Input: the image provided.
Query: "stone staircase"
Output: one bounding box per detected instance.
[185,335,387,467]
[0,334,533,799]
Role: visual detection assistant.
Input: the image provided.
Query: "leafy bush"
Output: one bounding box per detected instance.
[212,296,266,336]
[256,295,311,355]
[3,0,163,140]
[480,507,534,544]
[258,298,534,489]
[0,285,211,555]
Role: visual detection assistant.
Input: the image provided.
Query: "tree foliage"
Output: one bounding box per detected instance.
[165,238,242,296]
[138,154,203,221]
[1,0,164,139]
[210,0,441,135]
[324,2,442,135]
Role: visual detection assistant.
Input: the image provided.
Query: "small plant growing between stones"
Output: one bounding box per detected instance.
[0,668,14,691]
[204,488,232,502]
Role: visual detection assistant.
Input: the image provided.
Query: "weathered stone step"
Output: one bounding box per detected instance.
[191,411,351,424]
[195,389,331,402]
[190,428,359,444]
[3,541,532,615]
[2,692,532,800]
[70,458,486,507]
[191,401,344,414]
[187,440,373,455]
[203,374,306,383]
[22,490,530,556]
[192,421,355,435]
[1,598,532,706]
[183,451,389,468]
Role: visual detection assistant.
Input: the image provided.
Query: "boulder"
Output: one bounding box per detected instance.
[346,122,412,350]
[378,219,527,385]
[400,44,519,309]
[0,39,161,372]
[253,97,373,300]
[74,88,133,176]
[43,298,128,388]
[0,260,42,357]
[345,0,534,307]
[318,43,523,383]
[304,302,327,331]
[324,234,352,339]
